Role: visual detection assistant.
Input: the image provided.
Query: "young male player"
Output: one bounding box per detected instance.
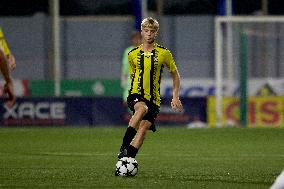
[0,44,15,107]
[117,17,183,160]
[0,28,16,70]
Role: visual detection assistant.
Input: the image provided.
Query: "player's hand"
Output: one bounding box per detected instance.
[7,54,16,70]
[171,97,183,112]
[3,81,16,108]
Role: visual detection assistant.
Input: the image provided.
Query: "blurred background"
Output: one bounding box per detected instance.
[0,0,284,127]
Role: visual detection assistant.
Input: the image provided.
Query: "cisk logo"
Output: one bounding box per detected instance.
[3,102,66,119]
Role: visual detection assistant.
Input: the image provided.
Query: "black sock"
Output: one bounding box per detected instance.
[127,145,138,158]
[120,126,137,151]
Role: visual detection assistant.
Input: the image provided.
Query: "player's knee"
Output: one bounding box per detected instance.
[135,103,148,115]
[139,106,148,117]
[142,104,148,114]
[137,126,148,137]
[139,121,151,131]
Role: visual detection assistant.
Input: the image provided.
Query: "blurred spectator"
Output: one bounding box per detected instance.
[121,31,141,103]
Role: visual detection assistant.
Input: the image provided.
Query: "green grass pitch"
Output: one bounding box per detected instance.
[0,126,284,188]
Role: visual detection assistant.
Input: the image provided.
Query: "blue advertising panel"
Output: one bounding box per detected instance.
[0,97,95,126]
[0,97,207,126]
[93,97,126,125]
[157,97,207,125]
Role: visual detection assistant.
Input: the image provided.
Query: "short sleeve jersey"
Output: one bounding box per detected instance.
[128,43,177,107]
[0,28,11,56]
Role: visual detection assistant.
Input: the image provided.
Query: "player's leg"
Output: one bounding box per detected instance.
[126,120,151,158]
[126,104,159,158]
[120,101,148,147]
[118,101,148,158]
[130,120,151,148]
[129,102,148,129]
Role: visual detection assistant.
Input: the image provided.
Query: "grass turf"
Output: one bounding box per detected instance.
[0,127,283,188]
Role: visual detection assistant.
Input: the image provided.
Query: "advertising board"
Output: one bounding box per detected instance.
[0,97,207,126]
[208,96,284,127]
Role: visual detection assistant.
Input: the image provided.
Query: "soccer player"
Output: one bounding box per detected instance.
[270,169,284,189]
[0,27,16,70]
[121,31,141,103]
[0,45,15,107]
[117,17,183,160]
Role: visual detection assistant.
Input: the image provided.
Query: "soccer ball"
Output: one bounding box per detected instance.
[115,157,138,176]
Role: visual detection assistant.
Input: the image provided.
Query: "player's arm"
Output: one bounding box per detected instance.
[0,48,15,107]
[0,48,12,84]
[170,69,183,112]
[7,54,16,70]
[3,40,16,70]
[165,50,183,112]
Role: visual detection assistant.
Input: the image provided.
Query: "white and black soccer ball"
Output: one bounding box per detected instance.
[115,157,138,176]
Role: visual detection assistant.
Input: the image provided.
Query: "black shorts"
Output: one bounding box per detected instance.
[127,94,160,132]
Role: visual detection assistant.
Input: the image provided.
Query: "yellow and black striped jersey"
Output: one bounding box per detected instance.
[0,27,11,56]
[128,43,177,107]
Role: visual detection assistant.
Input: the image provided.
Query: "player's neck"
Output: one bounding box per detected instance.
[141,42,155,52]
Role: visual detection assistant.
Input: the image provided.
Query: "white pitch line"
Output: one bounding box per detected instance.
[0,152,112,157]
[1,152,284,158]
[38,152,112,156]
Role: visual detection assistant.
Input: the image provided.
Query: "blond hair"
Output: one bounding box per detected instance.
[141,17,159,32]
